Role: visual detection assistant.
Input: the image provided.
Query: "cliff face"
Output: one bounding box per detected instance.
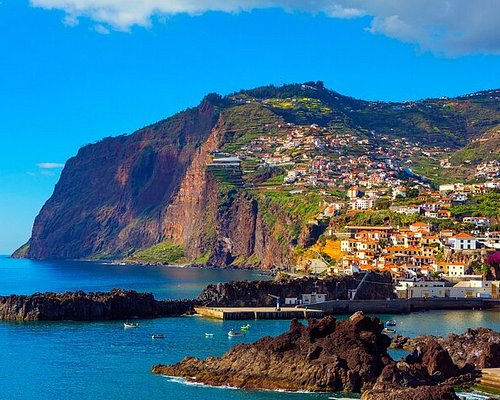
[25,101,219,259]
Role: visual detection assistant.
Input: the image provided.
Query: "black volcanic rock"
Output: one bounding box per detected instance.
[361,385,459,400]
[152,312,393,392]
[0,289,193,321]
[196,273,395,306]
[152,312,479,395]
[392,328,500,369]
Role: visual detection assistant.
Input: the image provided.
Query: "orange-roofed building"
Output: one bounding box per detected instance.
[448,232,478,250]
[409,221,431,233]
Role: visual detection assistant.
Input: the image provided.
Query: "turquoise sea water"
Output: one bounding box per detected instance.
[0,256,498,400]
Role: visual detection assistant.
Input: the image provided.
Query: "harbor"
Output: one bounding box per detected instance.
[194,306,324,320]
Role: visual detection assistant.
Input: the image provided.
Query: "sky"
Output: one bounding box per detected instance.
[0,0,499,254]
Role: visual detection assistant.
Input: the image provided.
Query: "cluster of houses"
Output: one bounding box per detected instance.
[440,159,499,181]
[221,111,451,192]
[331,224,500,299]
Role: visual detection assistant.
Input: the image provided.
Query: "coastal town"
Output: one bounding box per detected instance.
[206,95,499,304]
[306,182,500,300]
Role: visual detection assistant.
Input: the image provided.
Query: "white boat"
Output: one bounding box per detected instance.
[386,320,397,327]
[124,322,139,329]
[228,329,245,338]
[205,333,214,337]
[151,333,165,339]
[383,327,396,334]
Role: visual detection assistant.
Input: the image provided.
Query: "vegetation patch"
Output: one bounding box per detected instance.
[127,242,186,265]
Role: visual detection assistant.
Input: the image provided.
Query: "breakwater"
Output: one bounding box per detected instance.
[313,298,500,315]
[194,306,324,320]
[0,289,193,321]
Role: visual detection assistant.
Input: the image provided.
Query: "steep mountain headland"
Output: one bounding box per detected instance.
[15,82,500,268]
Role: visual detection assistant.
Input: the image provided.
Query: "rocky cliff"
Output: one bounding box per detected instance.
[16,83,500,268]
[392,328,500,369]
[24,99,220,260]
[0,289,193,321]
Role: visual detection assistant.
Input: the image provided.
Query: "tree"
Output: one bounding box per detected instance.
[406,188,419,198]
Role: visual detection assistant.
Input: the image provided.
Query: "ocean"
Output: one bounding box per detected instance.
[0,256,498,400]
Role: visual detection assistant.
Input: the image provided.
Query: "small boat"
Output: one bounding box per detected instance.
[123,322,139,329]
[205,333,214,337]
[151,333,165,339]
[228,329,245,338]
[386,320,397,327]
[383,328,396,334]
[241,324,251,331]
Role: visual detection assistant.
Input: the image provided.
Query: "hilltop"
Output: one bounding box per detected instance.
[15,82,500,269]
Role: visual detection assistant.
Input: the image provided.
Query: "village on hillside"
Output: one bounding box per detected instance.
[206,97,500,301]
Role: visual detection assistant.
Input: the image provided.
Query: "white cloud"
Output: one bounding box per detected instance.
[37,162,65,169]
[29,0,500,55]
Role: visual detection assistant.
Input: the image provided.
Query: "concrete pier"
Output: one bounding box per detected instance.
[194,306,324,320]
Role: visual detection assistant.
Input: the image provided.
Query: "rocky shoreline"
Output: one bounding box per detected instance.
[0,289,193,321]
[391,328,500,369]
[0,273,394,321]
[152,312,498,399]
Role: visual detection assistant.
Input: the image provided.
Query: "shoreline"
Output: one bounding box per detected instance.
[161,375,495,400]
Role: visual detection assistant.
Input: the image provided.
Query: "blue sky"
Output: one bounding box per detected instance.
[0,0,499,254]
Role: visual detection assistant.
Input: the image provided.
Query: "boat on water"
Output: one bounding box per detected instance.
[386,320,397,327]
[123,322,139,329]
[151,333,165,339]
[383,327,396,334]
[228,329,245,338]
[241,323,251,331]
[205,333,214,337]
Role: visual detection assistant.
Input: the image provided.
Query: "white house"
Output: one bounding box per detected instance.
[448,233,478,250]
[405,281,447,298]
[439,184,455,192]
[448,280,499,299]
[350,197,374,210]
[301,293,327,304]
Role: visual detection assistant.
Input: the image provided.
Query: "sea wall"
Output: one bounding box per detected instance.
[314,298,499,315]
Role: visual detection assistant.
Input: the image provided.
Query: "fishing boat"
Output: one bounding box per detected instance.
[228,329,245,338]
[205,333,214,337]
[241,323,251,331]
[123,322,139,329]
[151,333,165,339]
[386,320,397,327]
[383,327,396,334]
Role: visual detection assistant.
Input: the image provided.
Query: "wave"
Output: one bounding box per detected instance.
[161,375,238,390]
[161,375,360,396]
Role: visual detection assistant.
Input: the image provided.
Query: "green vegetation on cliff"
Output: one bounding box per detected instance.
[127,242,186,265]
